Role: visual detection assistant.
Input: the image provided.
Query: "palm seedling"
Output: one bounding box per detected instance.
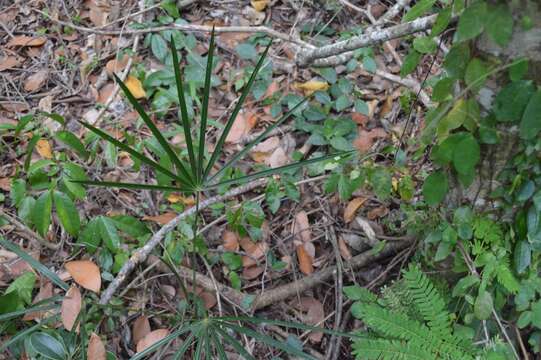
[69,29,354,358]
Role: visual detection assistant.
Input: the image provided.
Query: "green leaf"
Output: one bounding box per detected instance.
[520,89,541,140]
[465,58,489,92]
[437,99,468,139]
[161,0,180,18]
[6,272,36,305]
[432,7,452,36]
[431,132,468,165]
[78,218,101,253]
[32,191,52,237]
[10,179,26,207]
[486,4,513,47]
[28,332,67,360]
[443,43,470,78]
[334,95,352,112]
[456,1,487,42]
[235,43,257,60]
[55,130,89,159]
[362,56,377,73]
[432,77,454,102]
[452,275,479,297]
[151,34,168,61]
[98,216,121,252]
[531,300,541,329]
[413,36,437,54]
[400,50,421,77]
[403,0,436,21]
[509,58,529,81]
[514,240,531,274]
[494,81,535,122]
[343,285,377,302]
[0,291,19,315]
[452,134,480,175]
[53,191,80,236]
[422,171,448,206]
[318,67,337,84]
[474,291,493,320]
[517,311,532,329]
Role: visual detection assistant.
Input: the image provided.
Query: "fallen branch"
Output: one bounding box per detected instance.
[297,14,437,67]
[99,178,268,304]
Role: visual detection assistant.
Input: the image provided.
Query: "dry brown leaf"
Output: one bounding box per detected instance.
[353,128,387,153]
[65,260,101,293]
[6,35,47,47]
[223,231,239,252]
[344,197,368,223]
[132,315,151,346]
[264,80,279,99]
[293,297,325,343]
[296,245,314,275]
[0,56,22,71]
[239,237,268,267]
[251,0,269,12]
[338,237,352,260]
[142,212,176,225]
[166,194,195,206]
[38,95,53,113]
[225,111,257,144]
[351,112,369,126]
[268,147,289,168]
[293,80,329,96]
[36,139,53,159]
[136,329,170,353]
[106,54,130,76]
[124,75,146,99]
[23,281,54,321]
[242,265,264,280]
[61,286,82,332]
[292,211,311,243]
[379,96,394,118]
[87,333,106,360]
[367,205,389,220]
[199,290,217,310]
[0,178,10,191]
[24,70,48,92]
[97,82,115,104]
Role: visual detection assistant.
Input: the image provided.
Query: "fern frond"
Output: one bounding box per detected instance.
[352,339,432,360]
[495,259,520,294]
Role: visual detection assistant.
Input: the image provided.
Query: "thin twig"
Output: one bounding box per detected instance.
[0,208,59,250]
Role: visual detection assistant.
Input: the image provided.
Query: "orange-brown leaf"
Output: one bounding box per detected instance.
[124,75,146,99]
[292,211,311,243]
[338,237,352,260]
[24,70,48,92]
[106,54,130,76]
[242,265,264,280]
[223,231,240,252]
[36,139,53,159]
[6,35,47,47]
[296,245,313,275]
[251,0,269,11]
[0,56,22,72]
[61,286,82,332]
[142,212,176,225]
[87,332,106,360]
[225,111,257,144]
[136,329,170,353]
[353,128,387,153]
[23,281,54,321]
[293,297,324,343]
[344,197,367,223]
[132,316,151,345]
[65,260,101,293]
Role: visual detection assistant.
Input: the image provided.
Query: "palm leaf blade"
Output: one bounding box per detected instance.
[70,180,192,193]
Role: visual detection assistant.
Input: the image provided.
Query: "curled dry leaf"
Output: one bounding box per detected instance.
[251,0,269,12]
[6,35,47,47]
[24,70,48,92]
[354,217,378,246]
[106,54,130,76]
[124,75,146,99]
[225,111,257,144]
[136,329,170,353]
[268,147,289,168]
[142,212,176,225]
[0,56,22,72]
[353,128,387,153]
[367,205,389,220]
[239,237,268,267]
[242,265,264,280]
[296,244,314,275]
[36,139,53,159]
[293,297,325,343]
[344,197,368,223]
[61,286,82,332]
[199,290,217,310]
[87,332,106,360]
[223,231,240,252]
[97,82,115,104]
[65,260,101,293]
[132,315,151,346]
[167,194,195,206]
[294,80,329,96]
[292,211,311,243]
[338,236,352,260]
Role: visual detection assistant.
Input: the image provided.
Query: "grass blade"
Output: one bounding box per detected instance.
[207,151,355,189]
[170,36,198,181]
[113,73,194,184]
[208,99,307,183]
[0,296,61,322]
[79,120,191,185]
[209,326,228,360]
[197,27,216,182]
[172,331,196,360]
[0,239,69,291]
[0,316,57,352]
[214,325,256,360]
[70,180,192,193]
[224,323,316,360]
[194,329,205,360]
[203,42,271,180]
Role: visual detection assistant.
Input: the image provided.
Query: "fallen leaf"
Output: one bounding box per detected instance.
[251,0,269,12]
[65,260,101,293]
[344,197,367,223]
[293,297,325,342]
[132,315,151,345]
[167,194,195,206]
[239,237,268,267]
[38,95,53,113]
[199,290,217,309]
[6,35,47,47]
[367,205,389,220]
[106,54,130,76]
[87,333,106,360]
[296,244,314,275]
[136,329,170,353]
[223,231,240,252]
[23,281,54,321]
[268,147,289,168]
[294,80,329,96]
[0,178,10,191]
[61,286,82,332]
[142,212,176,225]
[242,265,264,280]
[87,0,110,27]
[338,237,352,260]
[0,56,22,71]
[380,96,394,118]
[264,80,279,99]
[24,70,48,92]
[292,211,311,243]
[97,82,115,104]
[353,128,387,153]
[36,139,53,159]
[124,75,146,99]
[225,111,257,144]
[351,112,369,126]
